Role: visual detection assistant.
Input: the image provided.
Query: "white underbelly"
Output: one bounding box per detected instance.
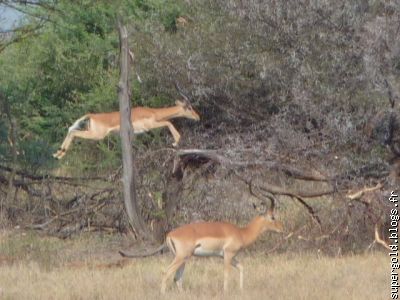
[132,121,149,134]
[193,247,224,257]
[133,128,146,134]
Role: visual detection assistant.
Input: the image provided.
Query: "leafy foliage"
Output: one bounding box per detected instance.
[0,0,187,173]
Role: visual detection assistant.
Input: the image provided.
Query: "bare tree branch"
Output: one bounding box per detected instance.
[346,183,383,201]
[257,182,334,199]
[176,149,329,181]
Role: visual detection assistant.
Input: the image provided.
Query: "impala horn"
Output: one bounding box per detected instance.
[249,179,277,214]
[174,82,192,105]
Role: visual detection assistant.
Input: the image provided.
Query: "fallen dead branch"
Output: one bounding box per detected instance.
[0,164,110,182]
[175,149,328,181]
[257,182,334,199]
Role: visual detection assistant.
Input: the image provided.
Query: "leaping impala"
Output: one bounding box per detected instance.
[119,202,284,294]
[53,99,200,159]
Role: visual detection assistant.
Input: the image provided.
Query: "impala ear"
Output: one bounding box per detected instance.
[175,100,185,107]
[252,202,265,213]
[264,208,276,221]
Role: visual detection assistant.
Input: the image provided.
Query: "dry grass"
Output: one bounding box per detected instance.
[0,230,389,300]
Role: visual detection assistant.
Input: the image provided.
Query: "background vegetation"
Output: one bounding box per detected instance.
[0,0,398,253]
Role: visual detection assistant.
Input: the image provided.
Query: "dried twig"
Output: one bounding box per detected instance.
[346,183,383,201]
[374,223,390,250]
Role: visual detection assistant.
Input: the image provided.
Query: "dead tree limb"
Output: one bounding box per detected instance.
[26,188,114,231]
[257,182,334,199]
[238,175,323,226]
[176,149,328,181]
[257,181,322,226]
[291,195,322,227]
[0,165,109,182]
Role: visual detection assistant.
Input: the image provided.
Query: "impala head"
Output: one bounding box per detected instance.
[174,82,200,121]
[260,208,284,233]
[175,99,200,121]
[252,197,284,234]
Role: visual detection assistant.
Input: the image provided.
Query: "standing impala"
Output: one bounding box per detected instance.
[53,99,200,159]
[120,204,284,294]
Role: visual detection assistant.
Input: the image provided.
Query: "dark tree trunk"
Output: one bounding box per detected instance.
[0,94,17,221]
[117,22,150,240]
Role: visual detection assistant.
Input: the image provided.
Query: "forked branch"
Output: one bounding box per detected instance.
[246,179,321,226]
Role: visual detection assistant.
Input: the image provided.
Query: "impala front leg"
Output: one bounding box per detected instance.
[223,252,235,292]
[151,121,181,147]
[231,257,244,290]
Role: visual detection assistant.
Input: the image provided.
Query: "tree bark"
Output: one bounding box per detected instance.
[117,21,149,240]
[0,94,17,221]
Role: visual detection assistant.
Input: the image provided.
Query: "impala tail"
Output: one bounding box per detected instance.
[52,114,91,159]
[68,114,90,132]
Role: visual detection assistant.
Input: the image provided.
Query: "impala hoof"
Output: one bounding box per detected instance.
[53,149,65,159]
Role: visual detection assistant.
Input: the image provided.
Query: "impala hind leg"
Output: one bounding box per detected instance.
[53,132,75,159]
[161,257,185,294]
[53,130,106,159]
[174,263,186,291]
[161,257,186,294]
